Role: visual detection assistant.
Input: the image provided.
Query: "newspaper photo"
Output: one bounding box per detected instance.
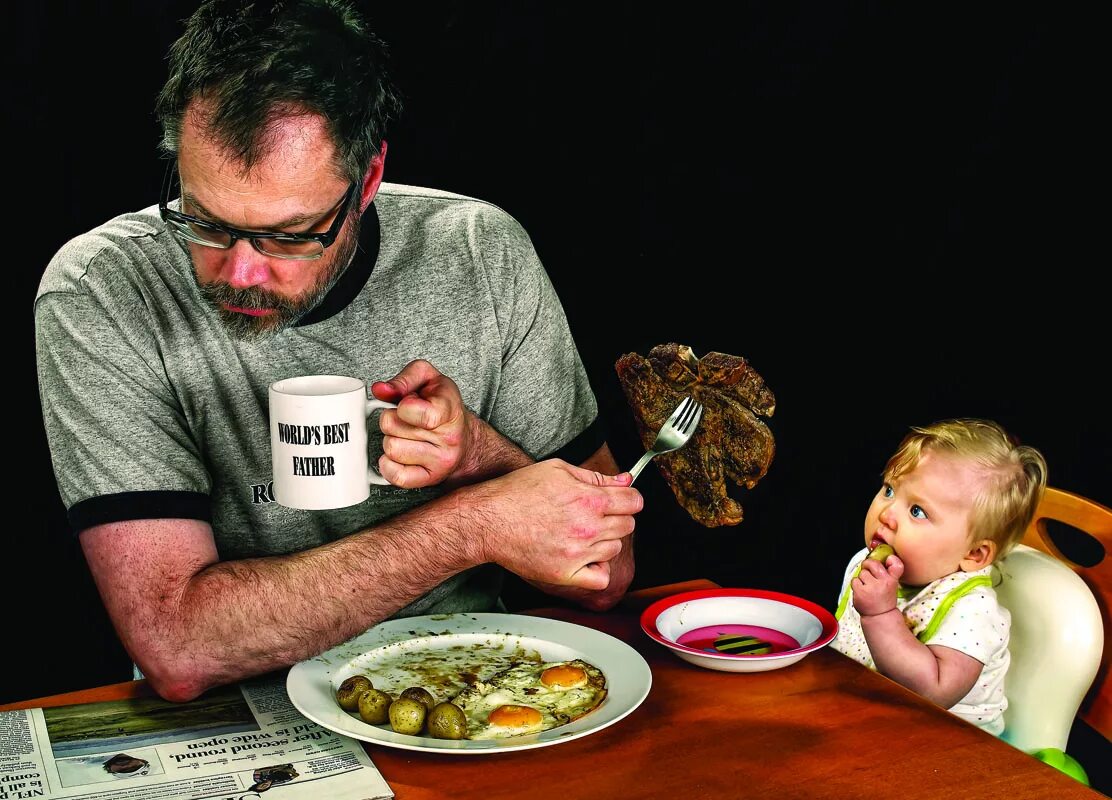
[0,676,392,800]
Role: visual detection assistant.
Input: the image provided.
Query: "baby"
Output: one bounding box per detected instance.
[832,418,1047,735]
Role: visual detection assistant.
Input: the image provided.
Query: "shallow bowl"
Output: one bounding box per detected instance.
[640,588,839,672]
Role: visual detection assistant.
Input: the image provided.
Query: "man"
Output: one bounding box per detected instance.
[35,0,639,702]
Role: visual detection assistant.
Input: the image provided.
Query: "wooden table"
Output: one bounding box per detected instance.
[2,580,1102,799]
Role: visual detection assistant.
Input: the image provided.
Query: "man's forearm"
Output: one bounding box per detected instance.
[139,414,532,699]
[85,493,486,702]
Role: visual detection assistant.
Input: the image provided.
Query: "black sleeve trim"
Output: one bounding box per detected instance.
[543,415,608,465]
[68,491,212,535]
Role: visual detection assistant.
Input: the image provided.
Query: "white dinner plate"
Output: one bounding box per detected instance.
[286,613,652,754]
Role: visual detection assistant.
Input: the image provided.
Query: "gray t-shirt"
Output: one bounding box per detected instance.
[35,182,601,615]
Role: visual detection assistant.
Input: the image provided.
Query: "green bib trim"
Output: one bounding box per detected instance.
[916,575,992,642]
[835,582,853,620]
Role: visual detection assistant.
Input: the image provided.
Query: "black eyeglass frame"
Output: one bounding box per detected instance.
[157,161,358,260]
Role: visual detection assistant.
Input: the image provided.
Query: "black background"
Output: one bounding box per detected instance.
[11,1,1109,771]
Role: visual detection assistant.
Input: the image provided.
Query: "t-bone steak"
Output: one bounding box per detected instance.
[615,343,775,526]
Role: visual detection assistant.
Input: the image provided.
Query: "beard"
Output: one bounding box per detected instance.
[196,210,361,340]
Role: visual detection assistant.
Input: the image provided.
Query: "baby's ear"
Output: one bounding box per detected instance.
[960,540,997,572]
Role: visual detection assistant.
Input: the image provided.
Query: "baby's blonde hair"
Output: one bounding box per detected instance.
[885,419,1047,557]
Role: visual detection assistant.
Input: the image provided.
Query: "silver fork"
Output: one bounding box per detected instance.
[628,396,704,484]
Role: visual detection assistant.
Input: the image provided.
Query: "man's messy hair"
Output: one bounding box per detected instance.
[156,0,403,183]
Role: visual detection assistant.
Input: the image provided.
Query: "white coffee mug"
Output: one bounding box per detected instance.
[269,375,398,510]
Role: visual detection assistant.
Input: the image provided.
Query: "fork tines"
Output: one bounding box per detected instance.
[665,396,693,427]
[678,399,703,434]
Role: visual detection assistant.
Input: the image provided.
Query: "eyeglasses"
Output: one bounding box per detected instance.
[158,162,357,260]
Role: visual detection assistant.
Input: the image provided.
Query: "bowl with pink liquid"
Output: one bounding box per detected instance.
[640,588,839,672]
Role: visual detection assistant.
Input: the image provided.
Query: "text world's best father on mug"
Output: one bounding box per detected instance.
[269,375,398,510]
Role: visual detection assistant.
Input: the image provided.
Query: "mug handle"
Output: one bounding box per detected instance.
[366,398,399,486]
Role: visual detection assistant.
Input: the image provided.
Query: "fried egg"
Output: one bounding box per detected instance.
[453,659,607,740]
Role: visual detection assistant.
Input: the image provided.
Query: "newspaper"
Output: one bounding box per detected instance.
[0,675,392,800]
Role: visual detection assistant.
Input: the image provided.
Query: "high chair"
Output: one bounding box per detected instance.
[995,486,1111,784]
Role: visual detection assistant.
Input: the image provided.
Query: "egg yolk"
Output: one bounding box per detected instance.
[488,704,543,728]
[540,665,588,690]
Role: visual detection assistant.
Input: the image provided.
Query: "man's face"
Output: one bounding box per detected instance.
[177,106,363,339]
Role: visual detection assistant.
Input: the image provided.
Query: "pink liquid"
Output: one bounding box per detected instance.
[677,624,800,654]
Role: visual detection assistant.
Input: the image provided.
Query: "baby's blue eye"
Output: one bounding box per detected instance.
[910,504,928,520]
[883,484,893,498]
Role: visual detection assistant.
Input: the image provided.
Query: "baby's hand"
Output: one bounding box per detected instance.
[851,554,904,617]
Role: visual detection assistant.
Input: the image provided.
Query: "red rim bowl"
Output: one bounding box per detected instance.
[640,588,839,671]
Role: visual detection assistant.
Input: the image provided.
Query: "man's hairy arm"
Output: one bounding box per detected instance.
[81,496,481,703]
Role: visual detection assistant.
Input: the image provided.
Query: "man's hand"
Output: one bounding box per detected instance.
[852,554,904,617]
[522,466,636,611]
[374,361,637,608]
[371,360,474,488]
[465,460,642,592]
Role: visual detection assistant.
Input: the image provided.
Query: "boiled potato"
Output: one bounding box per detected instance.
[336,675,373,711]
[400,686,436,712]
[388,697,427,735]
[357,689,392,725]
[427,702,467,739]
